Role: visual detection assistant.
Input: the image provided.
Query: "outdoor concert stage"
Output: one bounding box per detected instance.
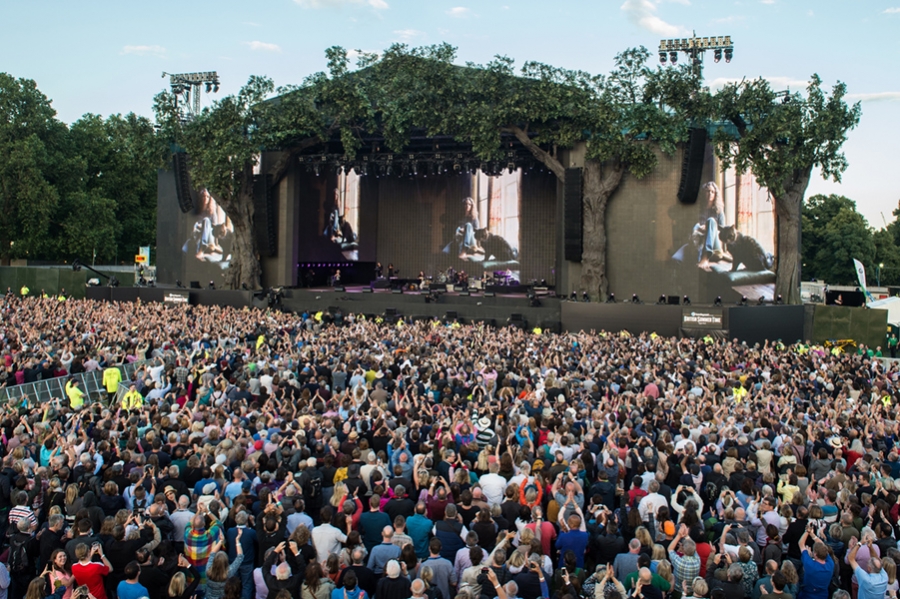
[82,285,889,348]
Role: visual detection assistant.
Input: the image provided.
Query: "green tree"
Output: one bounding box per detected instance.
[874,228,900,287]
[0,73,71,262]
[68,113,162,263]
[713,75,862,303]
[801,193,856,280]
[811,206,874,285]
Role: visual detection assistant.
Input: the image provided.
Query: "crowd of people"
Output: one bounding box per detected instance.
[0,295,898,599]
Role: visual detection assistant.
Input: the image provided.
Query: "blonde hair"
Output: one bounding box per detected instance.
[656,559,675,587]
[884,557,897,585]
[635,526,653,548]
[168,572,186,597]
[330,482,348,507]
[651,544,666,561]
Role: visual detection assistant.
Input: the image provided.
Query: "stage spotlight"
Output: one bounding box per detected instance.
[540,279,547,287]
[582,291,589,303]
[669,51,678,64]
[739,296,748,306]
[208,280,216,290]
[724,48,733,63]
[683,295,691,306]
[570,290,577,301]
[108,277,119,288]
[213,83,219,93]
[412,162,418,175]
[632,294,641,304]
[659,52,667,64]
[757,296,766,306]
[714,296,723,307]
[657,294,667,305]
[714,49,722,63]
[72,259,82,272]
[314,164,321,177]
[606,293,616,304]
[176,280,184,289]
[205,82,212,93]
[776,294,783,305]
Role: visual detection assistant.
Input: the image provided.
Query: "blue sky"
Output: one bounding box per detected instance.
[3,0,898,227]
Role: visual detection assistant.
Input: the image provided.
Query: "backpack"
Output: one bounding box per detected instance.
[8,535,29,573]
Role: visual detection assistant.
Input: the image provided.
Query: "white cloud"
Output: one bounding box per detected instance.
[846,92,900,102]
[620,0,687,36]
[346,49,379,63]
[243,41,282,52]
[884,7,900,13]
[807,9,813,16]
[447,6,469,17]
[121,45,166,58]
[712,15,744,23]
[294,0,388,8]
[393,29,424,41]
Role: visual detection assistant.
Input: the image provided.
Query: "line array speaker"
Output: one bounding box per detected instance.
[677,128,708,204]
[564,168,583,262]
[253,174,277,257]
[173,153,195,213]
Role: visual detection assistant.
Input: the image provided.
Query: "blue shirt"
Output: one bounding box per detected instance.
[367,542,401,574]
[556,530,589,568]
[406,514,433,559]
[226,526,257,566]
[287,512,314,536]
[117,581,149,599]
[799,552,833,599]
[855,566,888,599]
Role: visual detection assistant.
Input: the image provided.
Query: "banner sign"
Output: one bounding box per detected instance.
[163,291,190,304]
[682,308,723,329]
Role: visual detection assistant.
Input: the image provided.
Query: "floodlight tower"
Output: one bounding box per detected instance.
[658,33,734,77]
[161,71,220,119]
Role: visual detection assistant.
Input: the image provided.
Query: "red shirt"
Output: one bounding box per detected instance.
[696,542,713,577]
[73,561,110,599]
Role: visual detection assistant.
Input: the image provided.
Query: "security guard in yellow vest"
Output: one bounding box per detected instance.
[65,379,85,410]
[121,385,143,410]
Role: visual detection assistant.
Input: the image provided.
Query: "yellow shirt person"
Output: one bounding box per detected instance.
[102,367,122,395]
[65,379,85,410]
[121,385,143,410]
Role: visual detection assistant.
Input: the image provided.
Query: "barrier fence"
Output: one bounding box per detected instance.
[0,360,149,406]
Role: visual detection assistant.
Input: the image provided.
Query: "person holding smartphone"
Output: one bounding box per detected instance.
[71,542,112,599]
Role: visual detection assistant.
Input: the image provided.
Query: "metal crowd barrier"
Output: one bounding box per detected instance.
[0,360,150,406]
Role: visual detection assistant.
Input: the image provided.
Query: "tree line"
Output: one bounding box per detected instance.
[802,194,900,288]
[0,73,161,265]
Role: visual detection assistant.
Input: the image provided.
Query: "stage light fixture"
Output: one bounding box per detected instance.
[657,294,667,305]
[606,293,616,304]
[683,295,691,306]
[213,83,219,93]
[205,82,212,93]
[632,294,641,304]
[659,52,667,64]
[724,48,733,62]
[570,290,578,301]
[739,296,748,306]
[714,49,722,63]
[314,164,321,177]
[176,280,183,288]
[412,162,418,175]
[714,296,723,306]
[669,51,678,64]
[776,294,783,304]
[582,291,589,303]
[757,296,766,306]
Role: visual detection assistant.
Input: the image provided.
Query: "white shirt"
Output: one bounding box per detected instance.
[312,523,348,564]
[479,473,508,506]
[638,492,668,523]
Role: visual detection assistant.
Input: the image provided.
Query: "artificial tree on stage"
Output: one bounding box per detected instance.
[369,45,701,301]
[153,50,376,290]
[712,75,861,304]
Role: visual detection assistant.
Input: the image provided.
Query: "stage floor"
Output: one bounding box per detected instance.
[305,285,534,299]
